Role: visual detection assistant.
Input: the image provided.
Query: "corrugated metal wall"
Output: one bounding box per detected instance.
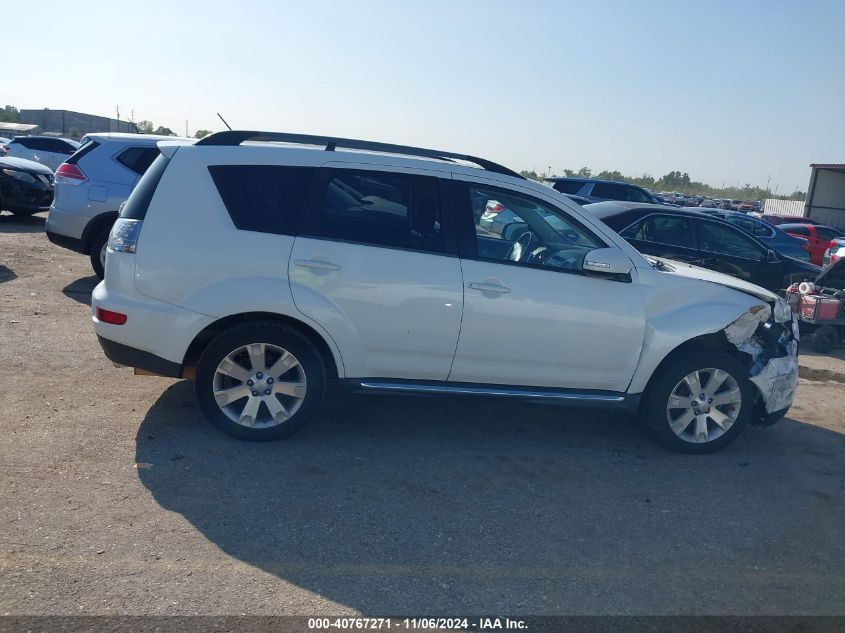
[763,199,805,216]
[807,168,845,229]
[19,109,136,139]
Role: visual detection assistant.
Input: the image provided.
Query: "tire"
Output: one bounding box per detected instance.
[194,322,326,441]
[9,208,38,217]
[89,227,110,279]
[641,350,755,453]
[812,325,839,353]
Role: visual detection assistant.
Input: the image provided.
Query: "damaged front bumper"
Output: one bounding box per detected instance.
[725,297,800,426]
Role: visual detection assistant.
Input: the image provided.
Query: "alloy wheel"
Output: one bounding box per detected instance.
[212,343,307,428]
[666,368,742,444]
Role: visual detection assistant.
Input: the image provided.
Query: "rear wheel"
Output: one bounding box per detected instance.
[812,325,840,353]
[195,323,326,441]
[89,227,110,279]
[641,350,754,453]
[9,208,38,216]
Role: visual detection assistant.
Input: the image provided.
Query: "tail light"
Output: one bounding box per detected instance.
[485,201,506,214]
[96,307,127,325]
[55,162,87,184]
[108,218,142,253]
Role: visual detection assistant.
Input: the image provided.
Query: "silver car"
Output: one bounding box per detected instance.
[45,133,189,277]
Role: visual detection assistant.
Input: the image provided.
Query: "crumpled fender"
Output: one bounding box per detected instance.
[724,297,799,415]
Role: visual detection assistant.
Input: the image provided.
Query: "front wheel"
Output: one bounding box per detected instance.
[195,322,326,441]
[641,351,755,453]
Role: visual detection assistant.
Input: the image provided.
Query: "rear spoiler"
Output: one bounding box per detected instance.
[156,140,194,159]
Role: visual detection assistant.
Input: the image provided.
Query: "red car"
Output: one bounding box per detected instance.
[758,214,821,226]
[779,223,845,266]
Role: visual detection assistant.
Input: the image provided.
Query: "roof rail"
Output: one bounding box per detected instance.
[195,130,525,179]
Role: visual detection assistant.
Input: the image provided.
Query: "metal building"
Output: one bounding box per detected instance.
[19,109,136,139]
[806,163,845,229]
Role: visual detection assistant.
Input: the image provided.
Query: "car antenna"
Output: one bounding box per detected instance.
[216,113,232,131]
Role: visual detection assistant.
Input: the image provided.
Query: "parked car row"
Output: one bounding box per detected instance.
[584,202,820,292]
[698,209,813,262]
[3,135,80,170]
[775,223,844,266]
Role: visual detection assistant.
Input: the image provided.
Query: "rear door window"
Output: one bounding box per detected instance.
[306,169,445,253]
[697,220,765,259]
[117,147,161,175]
[208,165,316,235]
[590,182,628,200]
[621,215,695,249]
[779,225,811,237]
[551,180,586,195]
[622,186,652,203]
[726,215,774,238]
[816,227,843,241]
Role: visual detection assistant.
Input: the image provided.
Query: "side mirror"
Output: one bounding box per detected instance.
[764,249,779,263]
[583,248,633,277]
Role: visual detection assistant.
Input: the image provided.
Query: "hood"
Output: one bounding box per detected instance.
[0,156,54,175]
[650,257,779,302]
[815,258,845,290]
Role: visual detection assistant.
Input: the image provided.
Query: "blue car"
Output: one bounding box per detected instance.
[698,210,812,262]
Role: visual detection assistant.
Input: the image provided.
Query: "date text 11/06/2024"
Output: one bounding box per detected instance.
[308,617,528,630]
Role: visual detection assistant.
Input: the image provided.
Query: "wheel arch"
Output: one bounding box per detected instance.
[182,311,342,380]
[81,211,119,253]
[638,331,768,425]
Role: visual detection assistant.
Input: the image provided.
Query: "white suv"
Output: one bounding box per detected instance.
[91,131,800,453]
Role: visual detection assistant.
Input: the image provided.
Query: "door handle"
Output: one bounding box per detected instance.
[468,281,511,294]
[294,259,341,271]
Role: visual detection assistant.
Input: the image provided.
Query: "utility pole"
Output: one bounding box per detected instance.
[185,120,188,137]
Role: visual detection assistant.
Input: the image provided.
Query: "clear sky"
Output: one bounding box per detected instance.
[5,0,844,192]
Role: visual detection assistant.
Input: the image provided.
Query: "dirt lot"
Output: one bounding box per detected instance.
[1,211,844,616]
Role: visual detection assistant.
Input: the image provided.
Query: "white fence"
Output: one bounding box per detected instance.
[763,198,805,216]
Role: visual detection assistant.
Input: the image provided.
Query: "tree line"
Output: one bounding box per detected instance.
[520,166,806,201]
[134,120,210,139]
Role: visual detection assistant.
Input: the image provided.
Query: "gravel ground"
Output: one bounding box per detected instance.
[1,211,844,616]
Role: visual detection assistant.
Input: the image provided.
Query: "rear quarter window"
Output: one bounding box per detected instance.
[208,165,316,235]
[120,154,170,220]
[117,147,160,175]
